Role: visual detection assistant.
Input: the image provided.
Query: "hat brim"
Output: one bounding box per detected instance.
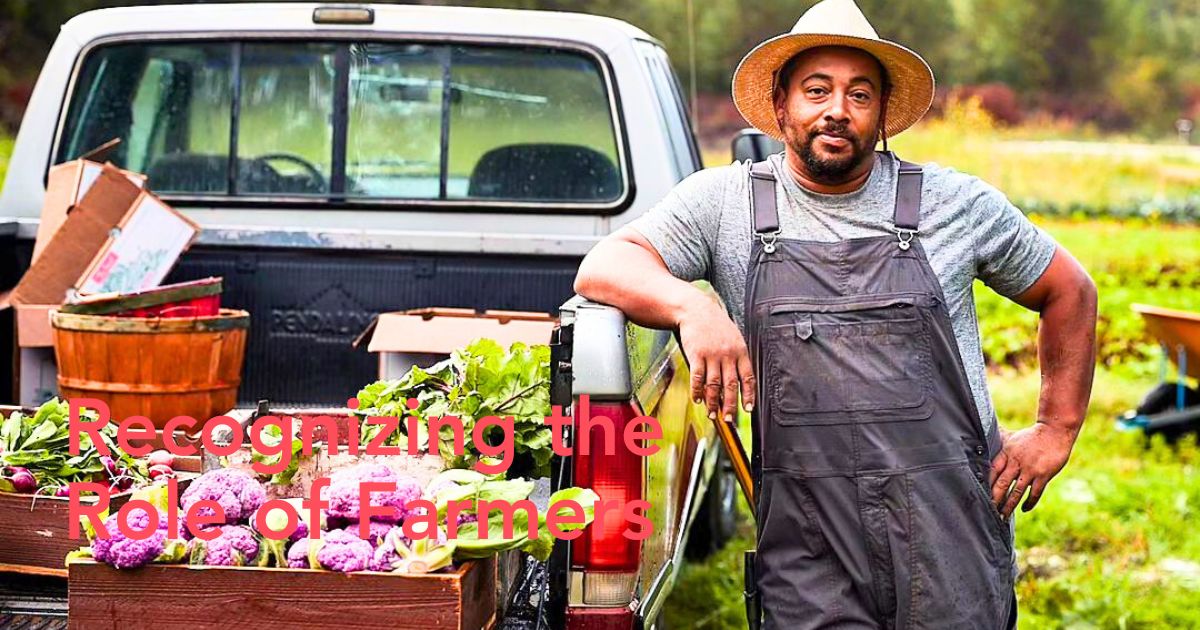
[732,33,935,142]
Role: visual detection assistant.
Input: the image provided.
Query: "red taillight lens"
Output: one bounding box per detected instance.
[572,398,644,573]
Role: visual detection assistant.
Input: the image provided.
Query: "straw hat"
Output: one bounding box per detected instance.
[731,0,935,142]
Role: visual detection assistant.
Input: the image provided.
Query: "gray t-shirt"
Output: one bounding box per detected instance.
[628,151,1057,434]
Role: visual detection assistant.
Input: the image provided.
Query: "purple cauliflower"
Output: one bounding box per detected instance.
[289,519,310,543]
[92,508,173,569]
[187,525,260,566]
[181,469,267,525]
[343,520,392,547]
[315,528,373,572]
[323,464,421,523]
[287,538,311,569]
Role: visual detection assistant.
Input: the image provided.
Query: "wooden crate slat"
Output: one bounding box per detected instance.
[68,558,496,630]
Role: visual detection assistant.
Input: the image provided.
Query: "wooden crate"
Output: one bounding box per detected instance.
[0,405,201,576]
[0,490,106,577]
[0,476,199,577]
[68,557,497,630]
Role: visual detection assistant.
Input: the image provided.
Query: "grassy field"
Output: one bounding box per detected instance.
[978,219,1200,377]
[703,99,1200,215]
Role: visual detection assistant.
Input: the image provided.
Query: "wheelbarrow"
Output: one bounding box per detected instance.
[1117,304,1200,440]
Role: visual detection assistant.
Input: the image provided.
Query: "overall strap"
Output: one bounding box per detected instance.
[894,159,923,232]
[749,161,779,235]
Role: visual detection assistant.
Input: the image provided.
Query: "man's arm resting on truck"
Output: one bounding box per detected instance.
[574,226,755,423]
[990,244,1098,518]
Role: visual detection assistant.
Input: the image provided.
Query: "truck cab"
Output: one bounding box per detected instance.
[0,4,736,628]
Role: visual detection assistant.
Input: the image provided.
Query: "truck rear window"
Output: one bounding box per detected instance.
[55,40,624,206]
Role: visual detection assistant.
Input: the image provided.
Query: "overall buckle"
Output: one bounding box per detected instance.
[759,230,780,254]
[893,227,917,251]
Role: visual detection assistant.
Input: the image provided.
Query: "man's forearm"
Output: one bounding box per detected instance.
[1034,277,1098,436]
[574,237,712,330]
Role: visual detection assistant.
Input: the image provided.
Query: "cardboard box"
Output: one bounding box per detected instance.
[354,308,557,379]
[15,303,53,348]
[36,158,146,264]
[9,163,200,350]
[12,164,198,306]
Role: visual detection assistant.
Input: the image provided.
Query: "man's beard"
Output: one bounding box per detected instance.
[782,114,877,183]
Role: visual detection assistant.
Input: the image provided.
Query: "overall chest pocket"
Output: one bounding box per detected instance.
[764,293,935,426]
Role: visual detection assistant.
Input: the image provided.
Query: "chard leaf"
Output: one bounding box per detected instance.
[2,411,23,452]
[20,419,61,450]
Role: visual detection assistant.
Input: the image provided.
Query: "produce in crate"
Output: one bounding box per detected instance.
[421,468,599,562]
[188,524,261,567]
[71,466,598,574]
[179,467,267,525]
[324,463,422,523]
[356,339,556,478]
[0,398,148,496]
[89,507,186,569]
[311,528,374,572]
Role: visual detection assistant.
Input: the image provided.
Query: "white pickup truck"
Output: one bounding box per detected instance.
[0,3,789,628]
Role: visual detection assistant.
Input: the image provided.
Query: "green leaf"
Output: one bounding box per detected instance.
[2,411,23,452]
[188,541,207,565]
[65,547,93,566]
[155,540,188,564]
[547,487,599,529]
[476,478,536,506]
[307,537,326,570]
[82,506,108,544]
[2,449,57,466]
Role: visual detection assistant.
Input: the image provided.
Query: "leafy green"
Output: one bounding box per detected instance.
[423,469,598,562]
[355,339,555,477]
[249,420,307,485]
[0,398,146,494]
[453,486,599,562]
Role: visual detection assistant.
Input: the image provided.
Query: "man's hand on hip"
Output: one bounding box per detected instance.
[677,295,756,424]
[990,422,1079,518]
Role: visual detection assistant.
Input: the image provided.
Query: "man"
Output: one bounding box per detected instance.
[574,0,1097,627]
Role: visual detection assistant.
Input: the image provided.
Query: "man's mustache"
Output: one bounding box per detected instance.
[809,124,856,141]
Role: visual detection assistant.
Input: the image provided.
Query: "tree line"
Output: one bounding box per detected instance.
[1,0,1197,135]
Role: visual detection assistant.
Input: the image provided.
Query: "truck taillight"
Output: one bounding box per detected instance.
[570,398,644,608]
[573,399,644,572]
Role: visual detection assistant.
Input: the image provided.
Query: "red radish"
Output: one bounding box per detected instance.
[148,464,175,480]
[148,450,174,469]
[55,486,71,497]
[11,468,37,493]
[100,456,118,477]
